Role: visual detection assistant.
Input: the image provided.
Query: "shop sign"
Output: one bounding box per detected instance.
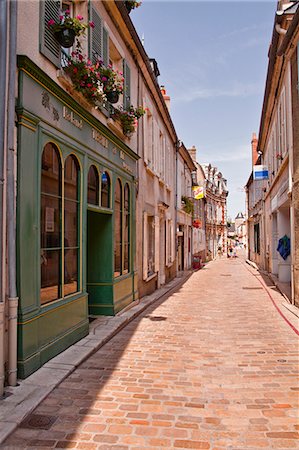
[253,165,269,180]
[192,185,204,199]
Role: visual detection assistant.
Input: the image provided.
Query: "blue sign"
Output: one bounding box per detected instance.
[253,165,269,180]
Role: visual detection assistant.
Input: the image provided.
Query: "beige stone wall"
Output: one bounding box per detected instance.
[291,48,299,307]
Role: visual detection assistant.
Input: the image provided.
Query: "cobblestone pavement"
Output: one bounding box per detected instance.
[2,256,299,449]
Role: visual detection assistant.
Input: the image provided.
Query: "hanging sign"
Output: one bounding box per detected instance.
[192,185,204,199]
[253,165,269,180]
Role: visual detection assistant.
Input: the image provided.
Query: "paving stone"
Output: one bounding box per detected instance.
[1,257,298,448]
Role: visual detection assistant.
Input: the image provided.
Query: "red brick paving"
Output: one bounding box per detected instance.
[1,256,299,449]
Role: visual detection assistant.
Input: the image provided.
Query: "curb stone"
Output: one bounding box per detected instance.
[0,271,192,445]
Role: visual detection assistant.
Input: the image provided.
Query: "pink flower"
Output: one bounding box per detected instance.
[87,83,92,87]
[89,21,95,28]
[65,9,70,15]
[101,76,107,82]
[59,15,63,20]
[76,15,84,20]
[73,67,78,74]
[48,19,55,26]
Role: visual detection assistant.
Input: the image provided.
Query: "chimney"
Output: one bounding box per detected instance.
[251,132,258,166]
[188,145,197,162]
[160,85,170,111]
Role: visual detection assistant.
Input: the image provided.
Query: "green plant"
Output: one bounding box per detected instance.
[99,65,124,95]
[112,105,145,136]
[125,0,142,11]
[48,10,94,37]
[181,196,194,215]
[64,50,105,105]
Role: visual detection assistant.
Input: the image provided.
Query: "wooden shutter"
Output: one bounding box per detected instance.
[40,0,61,67]
[102,27,109,67]
[170,220,175,263]
[89,5,102,63]
[123,60,131,110]
[154,216,160,273]
[143,212,148,280]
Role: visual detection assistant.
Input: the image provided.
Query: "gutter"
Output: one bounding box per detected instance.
[277,7,299,55]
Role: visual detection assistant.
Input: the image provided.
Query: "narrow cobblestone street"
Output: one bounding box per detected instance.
[2,256,299,450]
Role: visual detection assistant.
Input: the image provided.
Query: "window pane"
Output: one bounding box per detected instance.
[41,143,62,304]
[40,249,61,304]
[88,165,99,205]
[101,171,110,208]
[148,216,154,276]
[41,143,61,196]
[114,179,122,276]
[64,248,78,296]
[124,184,130,273]
[64,155,79,200]
[41,195,61,249]
[64,199,78,248]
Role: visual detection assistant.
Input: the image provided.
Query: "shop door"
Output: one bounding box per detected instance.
[87,210,113,314]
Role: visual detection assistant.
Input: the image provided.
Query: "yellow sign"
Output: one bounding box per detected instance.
[192,186,204,200]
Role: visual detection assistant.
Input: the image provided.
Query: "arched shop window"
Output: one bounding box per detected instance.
[87,165,99,205]
[40,143,62,304]
[114,179,122,277]
[123,184,130,274]
[101,171,110,208]
[40,145,81,305]
[64,155,80,296]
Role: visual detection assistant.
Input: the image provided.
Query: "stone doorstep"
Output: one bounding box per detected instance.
[0,271,191,446]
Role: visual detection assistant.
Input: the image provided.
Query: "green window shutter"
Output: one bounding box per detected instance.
[123,60,131,110]
[102,27,109,67]
[89,5,102,63]
[40,0,61,67]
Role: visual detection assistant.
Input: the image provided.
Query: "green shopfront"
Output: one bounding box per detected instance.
[16,56,138,378]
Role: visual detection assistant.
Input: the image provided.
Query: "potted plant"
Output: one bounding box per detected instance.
[181,196,194,215]
[48,10,94,48]
[125,0,142,13]
[99,65,124,104]
[64,50,106,105]
[112,105,145,136]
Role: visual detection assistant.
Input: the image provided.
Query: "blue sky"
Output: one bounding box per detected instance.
[131,0,276,220]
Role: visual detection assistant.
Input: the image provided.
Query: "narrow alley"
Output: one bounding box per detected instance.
[1,255,299,450]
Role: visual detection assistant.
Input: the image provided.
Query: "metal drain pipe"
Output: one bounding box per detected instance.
[0,0,8,397]
[7,0,18,387]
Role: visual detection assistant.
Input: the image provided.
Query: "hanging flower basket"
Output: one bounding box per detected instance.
[125,1,142,13]
[54,28,76,48]
[106,91,120,104]
[48,10,94,48]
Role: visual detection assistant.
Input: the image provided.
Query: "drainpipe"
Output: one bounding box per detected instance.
[7,0,18,387]
[0,0,8,397]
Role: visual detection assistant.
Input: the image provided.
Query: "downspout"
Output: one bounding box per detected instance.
[7,0,18,387]
[0,0,8,397]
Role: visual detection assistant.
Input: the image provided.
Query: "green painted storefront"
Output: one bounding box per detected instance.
[16,56,139,378]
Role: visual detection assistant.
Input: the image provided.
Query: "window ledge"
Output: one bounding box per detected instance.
[107,118,127,140]
[145,164,156,178]
[144,272,157,283]
[158,177,165,186]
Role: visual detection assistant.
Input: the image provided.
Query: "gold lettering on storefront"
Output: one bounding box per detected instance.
[63,107,83,129]
[92,129,109,148]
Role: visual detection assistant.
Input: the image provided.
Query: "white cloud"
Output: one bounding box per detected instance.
[174,82,263,102]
